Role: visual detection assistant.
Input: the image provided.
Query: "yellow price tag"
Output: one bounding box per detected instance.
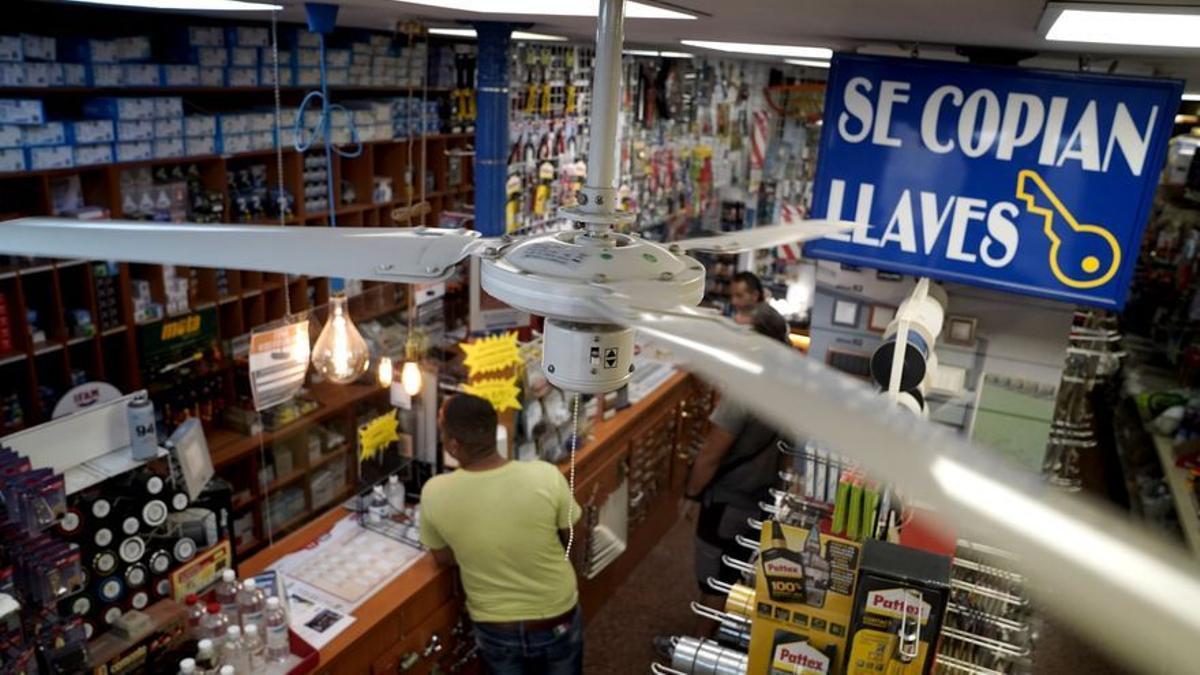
[460,332,523,378]
[358,411,400,463]
[463,375,523,414]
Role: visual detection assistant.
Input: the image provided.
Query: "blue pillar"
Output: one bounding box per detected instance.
[472,23,512,237]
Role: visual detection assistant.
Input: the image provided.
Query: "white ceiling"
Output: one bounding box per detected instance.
[110,0,1200,86]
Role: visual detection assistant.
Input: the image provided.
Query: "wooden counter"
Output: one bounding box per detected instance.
[240,371,710,674]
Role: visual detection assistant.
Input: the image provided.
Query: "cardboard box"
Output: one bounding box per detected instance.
[218,113,248,136]
[153,118,183,138]
[154,137,184,159]
[0,124,19,148]
[185,135,216,157]
[0,63,25,87]
[114,36,152,62]
[21,122,66,147]
[295,48,321,67]
[259,47,290,65]
[154,97,183,118]
[747,522,864,674]
[162,65,200,87]
[62,63,87,87]
[88,64,125,88]
[326,49,351,68]
[259,65,293,87]
[115,141,152,162]
[69,119,116,145]
[116,120,154,142]
[0,148,25,172]
[296,66,320,87]
[290,29,320,48]
[21,34,54,62]
[245,111,273,133]
[24,63,63,87]
[226,67,258,88]
[0,36,23,62]
[186,26,224,47]
[196,46,228,68]
[226,26,270,47]
[84,97,154,121]
[219,132,252,155]
[229,46,257,68]
[60,38,118,64]
[121,64,161,87]
[74,143,114,167]
[184,115,216,137]
[198,67,224,87]
[26,145,73,170]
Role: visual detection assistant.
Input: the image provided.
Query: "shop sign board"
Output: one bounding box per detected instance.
[805,54,1182,308]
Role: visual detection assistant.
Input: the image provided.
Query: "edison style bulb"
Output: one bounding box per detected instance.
[311,294,369,384]
[400,360,423,397]
[377,356,394,388]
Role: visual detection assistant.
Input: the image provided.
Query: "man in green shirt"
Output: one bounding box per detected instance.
[420,393,583,674]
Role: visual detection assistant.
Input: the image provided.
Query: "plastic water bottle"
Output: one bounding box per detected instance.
[242,624,265,671]
[236,578,266,633]
[185,594,205,639]
[385,475,406,517]
[178,658,196,675]
[367,485,389,523]
[222,625,248,673]
[199,603,228,645]
[264,597,289,662]
[195,639,218,672]
[215,569,240,623]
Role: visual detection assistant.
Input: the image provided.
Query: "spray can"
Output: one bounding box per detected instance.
[127,394,158,461]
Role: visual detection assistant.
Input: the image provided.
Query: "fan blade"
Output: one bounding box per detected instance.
[0,218,488,283]
[677,219,855,253]
[592,294,1200,673]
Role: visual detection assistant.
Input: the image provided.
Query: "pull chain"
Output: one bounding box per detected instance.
[565,392,580,560]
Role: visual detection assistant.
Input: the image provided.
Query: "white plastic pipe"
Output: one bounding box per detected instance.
[586,0,625,208]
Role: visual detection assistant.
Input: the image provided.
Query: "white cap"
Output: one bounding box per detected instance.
[266,597,280,609]
[244,624,259,637]
[197,639,213,652]
[226,625,241,638]
[222,569,236,582]
[243,578,256,590]
[388,474,399,483]
[219,667,235,675]
[179,658,196,674]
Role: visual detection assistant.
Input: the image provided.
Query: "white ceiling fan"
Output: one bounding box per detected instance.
[3,1,1200,671]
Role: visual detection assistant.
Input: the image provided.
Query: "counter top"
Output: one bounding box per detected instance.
[239,370,691,668]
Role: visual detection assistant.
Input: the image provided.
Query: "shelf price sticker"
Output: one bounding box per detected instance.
[249,320,310,412]
[463,375,522,414]
[460,332,522,378]
[358,411,400,463]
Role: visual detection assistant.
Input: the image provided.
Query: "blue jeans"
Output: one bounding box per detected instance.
[473,606,583,675]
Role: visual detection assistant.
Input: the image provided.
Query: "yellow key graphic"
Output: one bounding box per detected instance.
[1015,169,1121,289]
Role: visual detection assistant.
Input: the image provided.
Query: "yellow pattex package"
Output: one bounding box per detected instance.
[747,521,864,674]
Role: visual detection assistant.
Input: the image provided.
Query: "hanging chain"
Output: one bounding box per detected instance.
[565,392,580,560]
[270,11,292,318]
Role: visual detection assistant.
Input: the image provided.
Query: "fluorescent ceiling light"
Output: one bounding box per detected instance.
[1184,93,1200,101]
[680,40,832,59]
[391,1,693,19]
[785,58,831,68]
[1041,3,1200,48]
[67,0,281,8]
[624,49,693,58]
[428,27,567,41]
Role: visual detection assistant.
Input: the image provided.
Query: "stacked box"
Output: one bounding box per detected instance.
[121,63,161,86]
[0,36,23,62]
[0,64,24,87]
[74,143,113,167]
[62,64,86,87]
[229,46,257,68]
[84,97,153,120]
[227,67,258,87]
[113,36,152,62]
[93,262,121,330]
[0,148,23,172]
[25,145,73,170]
[226,26,270,48]
[162,266,190,317]
[88,65,124,87]
[162,65,200,87]
[24,63,63,87]
[116,119,154,142]
[20,35,55,62]
[21,122,66,146]
[60,38,119,64]
[0,125,19,148]
[68,119,115,145]
[185,26,224,47]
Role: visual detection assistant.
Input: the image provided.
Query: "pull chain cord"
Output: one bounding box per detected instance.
[565,392,580,560]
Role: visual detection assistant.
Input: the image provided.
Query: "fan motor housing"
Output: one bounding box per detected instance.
[542,319,636,394]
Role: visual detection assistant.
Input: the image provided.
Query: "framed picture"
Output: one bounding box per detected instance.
[945,316,978,345]
[832,299,860,327]
[867,305,896,333]
[876,270,903,281]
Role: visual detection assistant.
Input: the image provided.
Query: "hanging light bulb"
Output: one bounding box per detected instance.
[311,294,370,384]
[401,360,423,397]
[377,356,394,388]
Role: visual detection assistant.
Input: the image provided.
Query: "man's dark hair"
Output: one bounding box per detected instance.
[751,304,790,344]
[732,271,765,303]
[442,394,498,457]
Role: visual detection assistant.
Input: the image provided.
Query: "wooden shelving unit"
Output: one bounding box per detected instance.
[0,116,473,561]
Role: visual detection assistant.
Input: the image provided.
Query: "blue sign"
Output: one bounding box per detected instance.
[805,54,1182,308]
